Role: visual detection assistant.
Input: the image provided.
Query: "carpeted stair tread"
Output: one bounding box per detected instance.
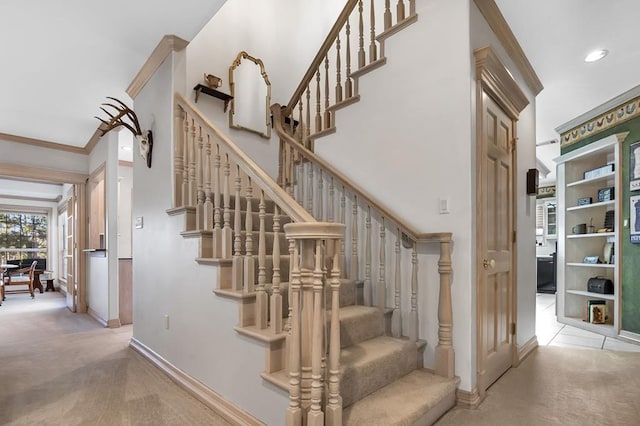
[340,335,418,407]
[328,305,385,348]
[343,369,459,425]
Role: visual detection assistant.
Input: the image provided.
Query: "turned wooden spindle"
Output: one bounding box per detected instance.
[364,206,372,305]
[345,16,353,98]
[328,177,335,223]
[369,0,377,63]
[391,231,402,337]
[409,244,418,342]
[307,240,324,426]
[305,86,312,150]
[270,205,283,334]
[256,191,268,329]
[173,107,184,208]
[203,136,214,231]
[188,120,197,207]
[244,177,255,293]
[409,0,415,16]
[335,33,343,104]
[181,114,189,207]
[350,196,359,279]
[315,69,322,133]
[435,236,455,378]
[358,0,366,68]
[317,169,323,221]
[221,153,233,258]
[195,127,205,229]
[286,240,302,425]
[340,187,347,278]
[212,142,221,237]
[397,0,406,23]
[324,55,331,129]
[307,163,314,215]
[325,239,342,425]
[384,0,392,30]
[378,217,386,310]
[232,165,243,291]
[298,100,304,146]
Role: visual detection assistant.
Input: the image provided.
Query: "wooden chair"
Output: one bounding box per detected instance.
[2,260,37,300]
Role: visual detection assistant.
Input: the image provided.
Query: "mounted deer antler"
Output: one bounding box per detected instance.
[95,97,154,168]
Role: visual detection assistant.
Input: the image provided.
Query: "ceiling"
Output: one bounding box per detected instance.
[1,1,639,181]
[0,0,226,148]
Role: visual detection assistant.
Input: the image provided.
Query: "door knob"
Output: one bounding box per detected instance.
[483,259,495,270]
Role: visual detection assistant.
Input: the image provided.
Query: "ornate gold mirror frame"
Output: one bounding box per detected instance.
[228,51,271,138]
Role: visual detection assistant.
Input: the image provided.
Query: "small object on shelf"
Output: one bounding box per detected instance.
[603,242,614,264]
[577,197,592,206]
[204,73,222,89]
[587,277,614,294]
[598,187,615,202]
[583,163,614,180]
[583,256,601,264]
[604,210,615,231]
[572,223,587,234]
[193,84,233,112]
[585,300,608,323]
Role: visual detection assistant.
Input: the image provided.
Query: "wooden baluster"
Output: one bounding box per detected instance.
[195,127,205,229]
[315,69,322,133]
[211,144,221,255]
[350,196,359,279]
[340,186,347,278]
[286,239,302,425]
[232,165,243,291]
[221,153,233,258]
[270,206,282,334]
[345,17,353,98]
[203,135,214,231]
[256,191,267,329]
[328,177,335,223]
[369,0,378,63]
[409,244,418,342]
[397,0,406,23]
[378,217,386,310]
[324,55,331,129]
[435,237,455,378]
[358,0,366,68]
[335,33,343,104]
[325,238,342,424]
[307,240,324,426]
[181,114,189,207]
[384,0,392,30]
[364,206,372,305]
[305,86,312,150]
[297,153,304,207]
[244,177,255,293]
[287,238,295,332]
[317,169,323,221]
[409,0,415,16]
[391,230,402,337]
[307,163,314,215]
[189,120,197,207]
[173,107,184,208]
[298,100,304,147]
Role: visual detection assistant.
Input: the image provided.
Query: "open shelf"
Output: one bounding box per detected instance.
[566,200,615,212]
[566,289,615,301]
[566,232,614,239]
[566,262,614,268]
[566,171,615,188]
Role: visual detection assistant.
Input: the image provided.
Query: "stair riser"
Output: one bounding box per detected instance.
[330,309,385,349]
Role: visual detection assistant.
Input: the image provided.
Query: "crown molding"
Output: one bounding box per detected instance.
[0,162,88,184]
[473,0,543,96]
[0,132,87,155]
[127,35,189,99]
[0,193,62,203]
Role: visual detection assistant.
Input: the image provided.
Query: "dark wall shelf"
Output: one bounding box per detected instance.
[193,84,233,112]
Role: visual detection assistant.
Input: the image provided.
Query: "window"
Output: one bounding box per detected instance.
[0,211,48,263]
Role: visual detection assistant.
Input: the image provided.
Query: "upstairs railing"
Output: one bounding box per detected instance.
[282,0,416,150]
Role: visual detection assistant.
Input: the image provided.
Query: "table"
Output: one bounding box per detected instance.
[0,264,18,304]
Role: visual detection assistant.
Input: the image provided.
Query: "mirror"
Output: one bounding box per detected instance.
[229,51,271,138]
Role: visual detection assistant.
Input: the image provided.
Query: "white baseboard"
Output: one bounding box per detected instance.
[517,336,538,364]
[87,307,108,327]
[129,338,264,426]
[618,330,640,344]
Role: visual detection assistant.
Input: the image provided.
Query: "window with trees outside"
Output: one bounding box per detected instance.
[0,212,48,264]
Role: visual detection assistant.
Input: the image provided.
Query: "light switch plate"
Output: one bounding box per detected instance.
[135,216,143,229]
[439,197,450,214]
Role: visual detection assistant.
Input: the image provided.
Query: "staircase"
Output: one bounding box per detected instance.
[166,1,459,424]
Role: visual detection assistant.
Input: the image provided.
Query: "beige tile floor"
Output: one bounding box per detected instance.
[536,292,640,351]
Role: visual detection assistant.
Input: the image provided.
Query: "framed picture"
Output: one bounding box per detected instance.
[631,195,640,243]
[630,141,640,191]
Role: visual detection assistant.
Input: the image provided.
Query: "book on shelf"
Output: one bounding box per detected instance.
[584,299,608,323]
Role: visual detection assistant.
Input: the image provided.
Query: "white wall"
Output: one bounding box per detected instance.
[132,50,287,425]
[469,0,538,353]
[184,0,345,178]
[0,138,89,174]
[118,164,133,258]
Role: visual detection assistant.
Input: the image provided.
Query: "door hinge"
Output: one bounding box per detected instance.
[511,323,516,335]
[513,230,517,243]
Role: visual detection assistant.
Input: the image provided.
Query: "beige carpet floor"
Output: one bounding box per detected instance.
[437,345,640,425]
[0,291,231,426]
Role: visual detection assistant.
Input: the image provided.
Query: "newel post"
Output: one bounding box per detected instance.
[434,233,455,378]
[173,105,184,208]
[284,222,345,426]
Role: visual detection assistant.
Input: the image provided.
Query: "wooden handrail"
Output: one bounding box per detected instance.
[273,104,446,243]
[283,0,359,117]
[176,93,315,224]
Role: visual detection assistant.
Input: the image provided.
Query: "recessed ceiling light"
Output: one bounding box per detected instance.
[585,49,608,63]
[121,146,132,151]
